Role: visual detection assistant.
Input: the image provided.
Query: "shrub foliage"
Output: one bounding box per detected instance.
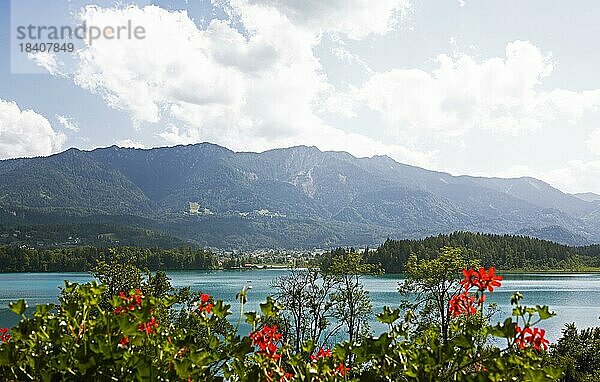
[0,248,571,381]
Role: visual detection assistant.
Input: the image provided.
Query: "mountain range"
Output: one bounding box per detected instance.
[1,143,600,249]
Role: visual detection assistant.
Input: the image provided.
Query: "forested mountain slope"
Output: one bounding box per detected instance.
[365,231,597,272]
[1,143,600,249]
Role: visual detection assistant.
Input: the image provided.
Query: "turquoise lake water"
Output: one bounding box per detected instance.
[1,270,599,342]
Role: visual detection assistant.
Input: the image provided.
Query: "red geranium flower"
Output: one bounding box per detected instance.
[515,326,549,351]
[0,328,10,343]
[250,325,282,361]
[115,289,144,315]
[460,268,478,290]
[310,347,332,361]
[138,316,159,334]
[198,294,214,315]
[335,363,348,376]
[448,291,477,317]
[460,267,503,292]
[118,336,129,348]
[477,267,503,292]
[530,327,550,351]
[515,325,531,349]
[132,289,143,304]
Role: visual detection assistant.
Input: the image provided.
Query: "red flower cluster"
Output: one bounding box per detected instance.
[515,326,550,351]
[278,368,294,382]
[310,347,332,361]
[114,289,144,315]
[335,363,348,376]
[197,293,213,315]
[460,267,503,292]
[118,336,129,348]
[309,347,347,377]
[0,328,10,342]
[448,291,478,317]
[138,317,159,334]
[250,325,282,361]
[449,267,503,318]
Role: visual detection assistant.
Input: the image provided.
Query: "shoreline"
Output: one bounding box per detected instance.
[3,267,600,275]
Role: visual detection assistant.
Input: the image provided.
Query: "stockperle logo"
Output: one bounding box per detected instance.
[9,0,147,74]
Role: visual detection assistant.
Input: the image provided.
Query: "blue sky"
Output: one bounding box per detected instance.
[2,0,600,193]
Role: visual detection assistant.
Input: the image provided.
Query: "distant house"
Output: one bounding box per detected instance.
[189,202,200,214]
[188,201,214,215]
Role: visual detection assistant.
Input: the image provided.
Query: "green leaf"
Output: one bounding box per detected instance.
[376,306,401,324]
[452,335,473,349]
[212,300,231,318]
[512,306,525,317]
[9,299,27,315]
[259,296,281,318]
[244,311,258,325]
[489,317,516,339]
[511,292,523,305]
[535,305,556,320]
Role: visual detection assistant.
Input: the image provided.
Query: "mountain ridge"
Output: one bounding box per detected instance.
[1,143,599,249]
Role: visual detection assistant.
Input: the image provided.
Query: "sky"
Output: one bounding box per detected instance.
[1,0,600,194]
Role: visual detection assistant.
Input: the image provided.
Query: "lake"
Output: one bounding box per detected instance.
[1,270,599,342]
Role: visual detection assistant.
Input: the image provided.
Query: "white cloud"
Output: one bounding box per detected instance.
[338,41,600,142]
[55,115,80,132]
[115,139,147,149]
[542,160,600,194]
[233,0,411,39]
[331,44,372,73]
[72,4,307,130]
[487,162,600,194]
[28,52,66,77]
[0,99,65,159]
[65,3,429,167]
[587,128,600,153]
[37,3,600,191]
[323,91,358,118]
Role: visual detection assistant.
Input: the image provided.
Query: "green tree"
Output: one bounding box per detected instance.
[550,323,600,382]
[399,246,478,345]
[323,251,380,344]
[272,268,341,352]
[90,257,144,310]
